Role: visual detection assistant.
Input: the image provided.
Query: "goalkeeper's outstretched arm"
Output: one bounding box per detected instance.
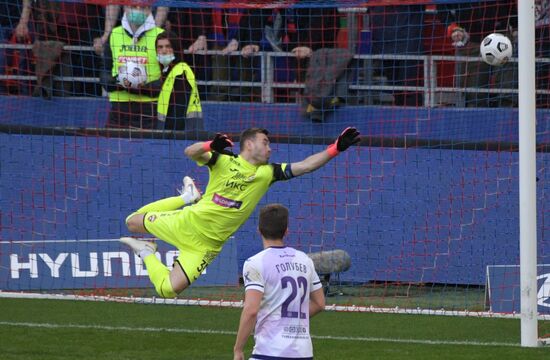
[184,133,236,163]
[290,127,360,177]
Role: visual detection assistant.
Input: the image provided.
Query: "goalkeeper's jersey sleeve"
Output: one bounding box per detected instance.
[187,153,293,245]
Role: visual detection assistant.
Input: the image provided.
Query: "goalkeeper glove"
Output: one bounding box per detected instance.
[202,133,237,157]
[327,127,361,157]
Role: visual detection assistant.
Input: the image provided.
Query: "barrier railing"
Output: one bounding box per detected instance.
[1,43,549,107]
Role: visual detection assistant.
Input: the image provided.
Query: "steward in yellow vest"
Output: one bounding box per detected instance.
[100,6,164,129]
[155,32,203,131]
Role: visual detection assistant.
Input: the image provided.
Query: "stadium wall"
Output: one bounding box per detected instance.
[1,129,549,286]
[1,96,549,142]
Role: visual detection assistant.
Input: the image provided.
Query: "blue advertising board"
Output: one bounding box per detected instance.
[1,134,549,286]
[0,237,238,290]
[486,264,550,314]
[3,96,547,143]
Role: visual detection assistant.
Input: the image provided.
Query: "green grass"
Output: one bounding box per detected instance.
[113,283,488,311]
[0,298,548,359]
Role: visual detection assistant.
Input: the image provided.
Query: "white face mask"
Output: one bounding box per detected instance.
[453,40,466,47]
[157,54,175,66]
[451,29,470,48]
[127,9,147,27]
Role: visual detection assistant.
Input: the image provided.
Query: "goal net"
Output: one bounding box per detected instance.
[0,0,548,328]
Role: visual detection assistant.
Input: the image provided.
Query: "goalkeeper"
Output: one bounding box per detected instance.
[120,127,360,298]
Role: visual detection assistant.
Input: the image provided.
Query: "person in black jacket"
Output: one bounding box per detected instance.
[155,32,203,132]
[369,5,425,106]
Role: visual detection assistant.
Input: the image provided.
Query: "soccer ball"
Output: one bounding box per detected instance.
[479,33,513,66]
[118,61,147,89]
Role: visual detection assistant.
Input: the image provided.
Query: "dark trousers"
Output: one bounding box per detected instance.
[107,101,156,129]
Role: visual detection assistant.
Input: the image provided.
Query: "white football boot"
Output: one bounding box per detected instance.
[178,176,202,204]
[119,237,157,258]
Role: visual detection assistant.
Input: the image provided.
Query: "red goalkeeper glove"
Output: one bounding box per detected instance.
[327,127,361,157]
[202,133,237,157]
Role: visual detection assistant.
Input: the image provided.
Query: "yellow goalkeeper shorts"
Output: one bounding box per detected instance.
[143,208,221,284]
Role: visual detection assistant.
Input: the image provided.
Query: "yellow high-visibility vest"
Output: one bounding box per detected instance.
[109,26,164,102]
[157,62,202,121]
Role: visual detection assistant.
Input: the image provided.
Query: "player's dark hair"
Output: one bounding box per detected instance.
[155,32,182,64]
[259,204,288,240]
[240,128,269,151]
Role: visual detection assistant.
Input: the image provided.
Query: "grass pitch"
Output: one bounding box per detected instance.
[0,298,548,359]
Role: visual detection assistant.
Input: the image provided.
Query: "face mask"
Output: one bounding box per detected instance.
[157,54,175,66]
[453,40,466,48]
[127,10,147,27]
[451,29,470,48]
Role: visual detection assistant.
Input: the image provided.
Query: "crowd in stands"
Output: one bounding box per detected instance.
[0,1,549,128]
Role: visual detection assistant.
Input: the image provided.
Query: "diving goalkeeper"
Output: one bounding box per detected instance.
[120,127,360,298]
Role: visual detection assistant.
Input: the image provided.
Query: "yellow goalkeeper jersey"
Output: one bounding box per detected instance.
[187,152,292,245]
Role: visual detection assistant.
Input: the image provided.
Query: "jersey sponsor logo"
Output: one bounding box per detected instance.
[147,215,157,222]
[229,168,255,180]
[117,56,148,64]
[229,170,248,181]
[225,180,247,191]
[120,44,148,52]
[212,193,242,209]
[284,325,308,334]
[227,169,256,189]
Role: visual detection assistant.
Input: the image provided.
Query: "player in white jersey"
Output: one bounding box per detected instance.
[234,204,325,360]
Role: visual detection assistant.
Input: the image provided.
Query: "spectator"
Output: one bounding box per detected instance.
[13,0,104,98]
[1,1,26,49]
[164,7,212,89]
[236,6,298,102]
[100,4,164,129]
[290,7,340,80]
[155,32,203,132]
[93,4,168,56]
[233,204,325,360]
[438,1,517,107]
[186,4,243,101]
[0,1,31,95]
[237,5,346,110]
[369,5,425,106]
[293,7,351,121]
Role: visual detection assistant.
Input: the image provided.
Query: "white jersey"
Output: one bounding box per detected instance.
[243,246,322,360]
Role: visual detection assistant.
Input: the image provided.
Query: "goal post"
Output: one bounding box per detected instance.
[518,0,539,347]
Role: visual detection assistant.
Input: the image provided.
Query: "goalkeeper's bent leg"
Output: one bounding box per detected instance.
[125,177,200,227]
[125,196,185,228]
[136,196,186,214]
[143,254,178,298]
